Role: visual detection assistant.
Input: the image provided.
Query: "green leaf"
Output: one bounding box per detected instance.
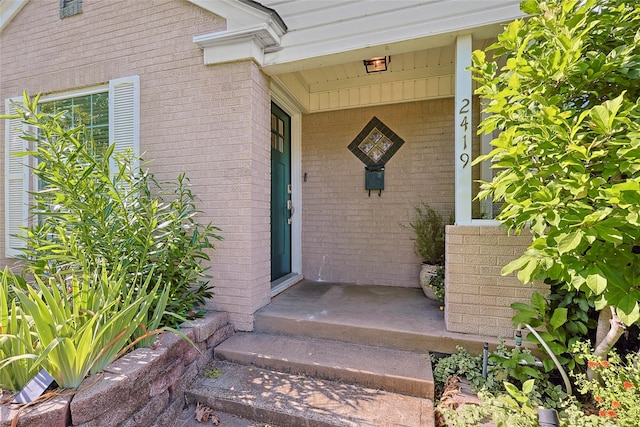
[585,270,607,295]
[503,381,528,403]
[520,0,539,14]
[617,304,640,326]
[556,230,584,255]
[549,308,568,329]
[593,224,623,244]
[589,105,610,134]
[530,292,546,313]
[517,259,538,284]
[594,296,608,311]
[501,256,531,276]
[521,378,535,394]
[472,50,486,66]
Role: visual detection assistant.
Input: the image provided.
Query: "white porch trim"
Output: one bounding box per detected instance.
[193,23,284,66]
[190,0,286,66]
[0,0,29,32]
[454,34,473,225]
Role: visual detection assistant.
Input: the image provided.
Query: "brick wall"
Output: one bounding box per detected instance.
[445,225,548,337]
[301,99,455,287]
[0,0,271,330]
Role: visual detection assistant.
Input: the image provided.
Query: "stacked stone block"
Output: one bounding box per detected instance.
[0,311,234,427]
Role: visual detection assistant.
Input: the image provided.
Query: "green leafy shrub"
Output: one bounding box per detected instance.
[511,282,597,372]
[6,92,222,327]
[472,0,640,357]
[0,269,37,391]
[409,203,445,265]
[433,346,486,391]
[428,266,445,304]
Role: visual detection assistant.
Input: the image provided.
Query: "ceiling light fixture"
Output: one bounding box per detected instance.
[363,56,389,73]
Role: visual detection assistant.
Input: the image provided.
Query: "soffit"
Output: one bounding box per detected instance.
[258,0,524,73]
[272,38,495,113]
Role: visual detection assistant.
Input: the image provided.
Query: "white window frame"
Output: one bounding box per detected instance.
[3,75,139,258]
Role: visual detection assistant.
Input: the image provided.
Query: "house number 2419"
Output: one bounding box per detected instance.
[459,98,470,168]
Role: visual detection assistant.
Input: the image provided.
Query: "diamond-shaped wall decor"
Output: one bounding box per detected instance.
[348,117,404,166]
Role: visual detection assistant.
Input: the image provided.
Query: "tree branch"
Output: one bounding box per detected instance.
[587,306,626,381]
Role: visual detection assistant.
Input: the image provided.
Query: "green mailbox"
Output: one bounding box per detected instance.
[365,165,384,196]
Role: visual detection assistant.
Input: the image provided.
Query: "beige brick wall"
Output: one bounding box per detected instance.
[301,99,455,287]
[445,225,548,337]
[0,0,271,330]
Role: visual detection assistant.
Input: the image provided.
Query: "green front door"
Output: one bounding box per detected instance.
[271,102,292,282]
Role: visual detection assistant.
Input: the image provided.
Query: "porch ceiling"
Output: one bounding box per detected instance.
[272,40,494,113]
[186,0,524,113]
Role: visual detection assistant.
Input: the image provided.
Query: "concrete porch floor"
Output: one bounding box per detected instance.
[176,280,521,427]
[257,279,519,356]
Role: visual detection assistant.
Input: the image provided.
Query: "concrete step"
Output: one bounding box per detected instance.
[253,283,504,356]
[214,332,434,400]
[185,360,435,427]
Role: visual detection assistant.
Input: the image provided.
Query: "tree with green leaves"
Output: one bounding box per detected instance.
[472,0,640,364]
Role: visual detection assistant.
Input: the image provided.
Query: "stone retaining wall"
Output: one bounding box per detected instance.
[0,311,234,427]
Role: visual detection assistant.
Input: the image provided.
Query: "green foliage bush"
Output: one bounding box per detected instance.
[428,266,445,304]
[432,342,566,409]
[472,0,640,327]
[12,92,222,326]
[0,270,36,391]
[511,282,597,372]
[0,92,221,390]
[440,380,612,427]
[0,257,173,390]
[409,203,445,265]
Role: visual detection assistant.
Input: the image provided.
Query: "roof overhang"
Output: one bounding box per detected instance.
[0,0,29,32]
[189,0,525,75]
[189,0,287,66]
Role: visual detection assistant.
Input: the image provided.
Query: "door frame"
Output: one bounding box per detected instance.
[270,82,303,296]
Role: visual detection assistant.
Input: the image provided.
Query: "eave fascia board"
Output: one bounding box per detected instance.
[194,23,282,66]
[262,4,525,73]
[187,0,286,32]
[0,0,29,33]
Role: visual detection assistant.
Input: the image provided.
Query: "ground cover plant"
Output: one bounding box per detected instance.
[0,93,222,391]
[572,341,640,425]
[432,342,567,410]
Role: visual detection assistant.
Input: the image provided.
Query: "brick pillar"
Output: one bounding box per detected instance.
[445,225,548,337]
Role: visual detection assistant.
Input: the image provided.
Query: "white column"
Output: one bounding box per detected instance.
[455,34,473,224]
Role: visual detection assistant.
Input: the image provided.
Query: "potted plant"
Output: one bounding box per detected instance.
[409,202,446,301]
